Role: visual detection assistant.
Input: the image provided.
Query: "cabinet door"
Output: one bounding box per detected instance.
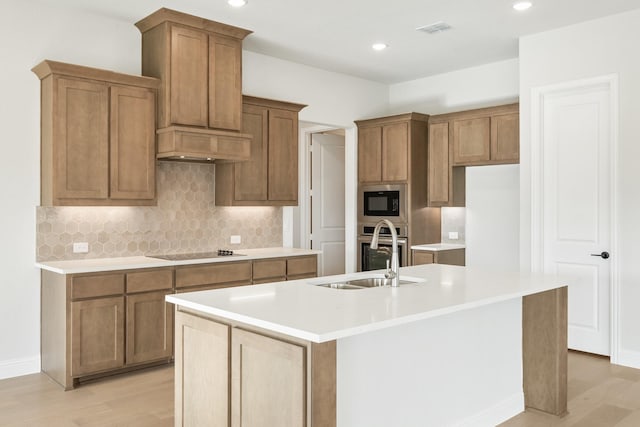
[413,251,435,265]
[170,25,208,127]
[452,117,491,165]
[491,113,519,163]
[71,296,125,376]
[428,122,450,206]
[55,78,109,201]
[382,122,408,182]
[268,108,299,202]
[231,328,305,427]
[358,126,382,183]
[253,258,287,283]
[110,85,156,200]
[209,34,242,131]
[235,104,268,201]
[175,311,229,427]
[126,291,173,365]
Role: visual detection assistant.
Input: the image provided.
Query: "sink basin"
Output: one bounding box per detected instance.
[314,275,425,290]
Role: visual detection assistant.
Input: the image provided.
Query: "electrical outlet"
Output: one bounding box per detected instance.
[230,235,241,244]
[73,242,89,253]
[448,232,459,240]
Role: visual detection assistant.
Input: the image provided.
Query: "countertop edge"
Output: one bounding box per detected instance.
[36,248,322,274]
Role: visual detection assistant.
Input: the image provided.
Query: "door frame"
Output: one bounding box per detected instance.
[530,74,620,362]
[294,123,358,273]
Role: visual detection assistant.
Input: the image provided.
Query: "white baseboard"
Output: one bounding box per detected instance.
[455,392,524,427]
[614,349,640,370]
[0,356,40,380]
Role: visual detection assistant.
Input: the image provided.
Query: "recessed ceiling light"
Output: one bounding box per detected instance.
[513,1,532,11]
[228,0,247,7]
[372,43,388,51]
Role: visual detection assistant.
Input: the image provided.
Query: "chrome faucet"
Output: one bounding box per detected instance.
[370,219,400,287]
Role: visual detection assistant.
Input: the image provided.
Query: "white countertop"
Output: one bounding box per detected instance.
[36,247,321,274]
[166,264,567,343]
[411,243,466,251]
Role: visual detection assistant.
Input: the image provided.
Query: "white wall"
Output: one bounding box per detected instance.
[0,0,388,378]
[519,9,640,367]
[466,165,520,271]
[388,58,519,114]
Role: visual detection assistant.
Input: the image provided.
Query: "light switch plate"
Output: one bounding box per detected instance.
[448,232,459,240]
[73,242,89,253]
[230,235,241,244]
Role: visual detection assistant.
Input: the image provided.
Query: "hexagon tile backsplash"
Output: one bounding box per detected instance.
[36,162,283,261]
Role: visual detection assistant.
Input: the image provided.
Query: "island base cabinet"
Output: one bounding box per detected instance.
[231,328,306,427]
[71,297,125,377]
[175,311,230,427]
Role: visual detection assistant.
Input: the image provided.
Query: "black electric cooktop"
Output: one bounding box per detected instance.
[147,249,245,261]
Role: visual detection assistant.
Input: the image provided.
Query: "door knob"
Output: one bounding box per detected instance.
[590,251,610,259]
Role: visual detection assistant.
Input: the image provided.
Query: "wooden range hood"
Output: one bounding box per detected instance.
[136,8,253,163]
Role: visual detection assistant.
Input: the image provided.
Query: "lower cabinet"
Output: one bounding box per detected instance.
[232,328,306,427]
[71,296,125,376]
[175,311,230,427]
[412,248,466,266]
[126,290,174,365]
[175,310,332,427]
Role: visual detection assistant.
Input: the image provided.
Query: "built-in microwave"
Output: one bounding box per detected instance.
[358,184,407,224]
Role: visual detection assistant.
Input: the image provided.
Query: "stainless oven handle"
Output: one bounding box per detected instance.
[358,236,407,245]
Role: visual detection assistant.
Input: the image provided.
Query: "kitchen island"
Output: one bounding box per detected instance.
[168,264,568,427]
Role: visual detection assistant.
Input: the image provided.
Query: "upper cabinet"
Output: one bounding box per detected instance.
[450,104,519,166]
[136,8,253,161]
[32,60,160,206]
[355,113,429,184]
[427,103,519,207]
[215,96,306,206]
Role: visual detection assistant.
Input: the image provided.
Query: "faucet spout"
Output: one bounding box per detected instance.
[370,219,400,287]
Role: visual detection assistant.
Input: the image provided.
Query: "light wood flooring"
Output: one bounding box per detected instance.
[0,351,638,426]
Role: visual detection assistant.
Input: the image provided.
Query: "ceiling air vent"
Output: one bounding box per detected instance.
[416,21,452,34]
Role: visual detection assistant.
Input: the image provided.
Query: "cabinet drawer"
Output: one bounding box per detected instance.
[253,259,286,281]
[175,261,251,288]
[126,269,173,293]
[287,256,317,277]
[71,273,125,300]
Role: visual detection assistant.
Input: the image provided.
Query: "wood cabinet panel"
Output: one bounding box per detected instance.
[209,34,242,131]
[71,273,125,300]
[109,85,156,200]
[71,297,125,376]
[453,117,491,165]
[231,328,305,427]
[357,126,382,183]
[169,25,208,127]
[175,311,230,427]
[268,108,299,202]
[491,113,519,163]
[126,291,173,365]
[428,122,450,206]
[412,251,434,265]
[253,259,287,281]
[287,256,317,277]
[55,78,109,201]
[234,104,268,201]
[126,269,173,293]
[175,261,252,288]
[381,122,408,182]
[215,97,305,206]
[33,61,159,206]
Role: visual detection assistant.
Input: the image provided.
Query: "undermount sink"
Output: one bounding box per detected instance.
[313,275,425,290]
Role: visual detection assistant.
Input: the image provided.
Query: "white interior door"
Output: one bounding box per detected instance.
[311,133,345,276]
[542,82,613,356]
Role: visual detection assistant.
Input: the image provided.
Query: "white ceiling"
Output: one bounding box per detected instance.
[52,0,640,83]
